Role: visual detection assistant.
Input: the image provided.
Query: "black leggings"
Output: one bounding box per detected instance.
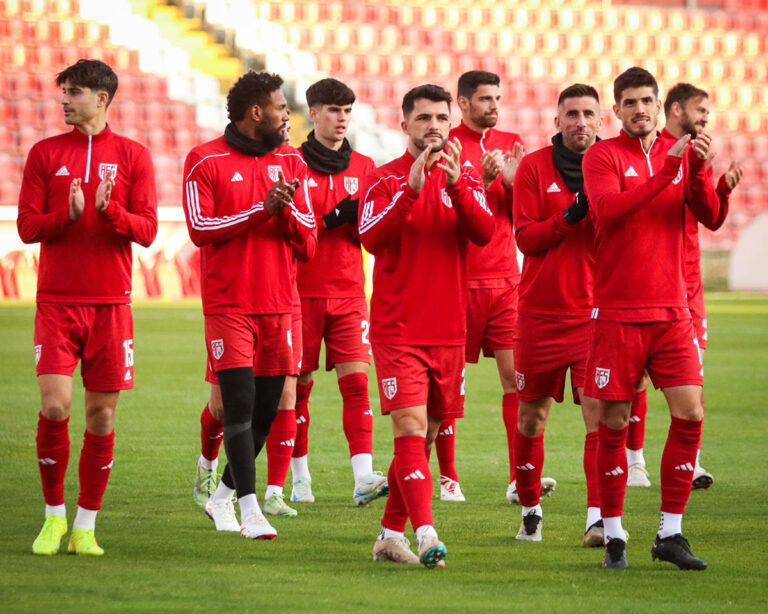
[218,368,285,497]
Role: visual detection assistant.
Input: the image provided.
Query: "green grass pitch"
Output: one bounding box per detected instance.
[1,294,767,613]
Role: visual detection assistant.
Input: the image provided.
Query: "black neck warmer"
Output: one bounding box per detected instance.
[301,130,352,175]
[551,133,592,194]
[224,122,281,157]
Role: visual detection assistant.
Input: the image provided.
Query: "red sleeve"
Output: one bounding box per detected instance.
[447,166,494,246]
[17,144,75,243]
[182,151,270,247]
[513,158,571,255]
[277,163,316,245]
[583,145,680,227]
[358,171,415,255]
[100,147,158,248]
[684,153,730,231]
[291,231,317,262]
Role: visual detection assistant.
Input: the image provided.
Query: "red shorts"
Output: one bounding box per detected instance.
[300,296,371,372]
[514,314,590,404]
[371,343,465,419]
[465,281,518,363]
[34,303,134,391]
[686,276,708,349]
[205,307,302,384]
[584,318,704,401]
[204,312,292,378]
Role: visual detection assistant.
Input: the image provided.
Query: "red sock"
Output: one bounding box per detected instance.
[200,404,223,462]
[36,413,70,506]
[597,422,628,518]
[660,417,702,513]
[502,392,519,481]
[583,431,600,510]
[626,389,647,451]
[293,381,313,458]
[394,436,433,530]
[381,457,408,532]
[339,373,372,456]
[266,408,296,487]
[435,418,458,482]
[78,430,115,510]
[514,427,544,507]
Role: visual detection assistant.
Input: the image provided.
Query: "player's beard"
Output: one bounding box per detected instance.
[415,132,446,152]
[679,110,702,139]
[260,125,287,151]
[471,111,498,129]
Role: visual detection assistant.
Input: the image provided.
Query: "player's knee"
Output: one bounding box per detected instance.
[278,387,296,409]
[298,372,314,386]
[40,398,71,421]
[85,405,116,435]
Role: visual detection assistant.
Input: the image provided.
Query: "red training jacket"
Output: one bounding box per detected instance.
[182,137,315,315]
[296,150,374,298]
[17,125,157,304]
[359,149,494,345]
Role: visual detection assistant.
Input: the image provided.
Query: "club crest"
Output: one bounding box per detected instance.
[515,370,525,391]
[268,165,282,182]
[440,188,453,208]
[382,377,398,401]
[344,176,358,194]
[98,163,118,180]
[595,367,611,389]
[211,339,224,360]
[34,344,42,366]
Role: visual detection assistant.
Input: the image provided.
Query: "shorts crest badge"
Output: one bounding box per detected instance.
[382,377,397,401]
[595,367,611,389]
[211,339,225,360]
[344,176,358,194]
[267,165,282,182]
[34,344,42,366]
[515,370,525,391]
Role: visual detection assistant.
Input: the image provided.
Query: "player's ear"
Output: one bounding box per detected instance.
[613,104,620,120]
[457,96,469,112]
[400,115,409,135]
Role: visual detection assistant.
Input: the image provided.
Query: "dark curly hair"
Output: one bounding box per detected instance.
[227,71,284,121]
[306,78,355,108]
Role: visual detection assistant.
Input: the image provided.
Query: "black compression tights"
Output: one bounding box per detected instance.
[218,368,285,497]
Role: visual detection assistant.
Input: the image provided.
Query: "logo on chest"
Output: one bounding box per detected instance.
[267,165,282,182]
[98,163,118,180]
[440,188,453,208]
[343,176,358,194]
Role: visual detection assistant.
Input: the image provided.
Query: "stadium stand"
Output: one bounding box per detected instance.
[0,0,766,299]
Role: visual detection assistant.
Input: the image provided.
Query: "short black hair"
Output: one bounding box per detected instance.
[227,71,283,122]
[305,78,355,108]
[56,59,118,106]
[664,82,708,115]
[402,84,452,116]
[558,83,600,107]
[613,67,658,104]
[457,70,500,100]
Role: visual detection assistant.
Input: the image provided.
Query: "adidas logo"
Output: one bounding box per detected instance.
[280,438,295,447]
[296,416,307,424]
[364,409,373,416]
[208,433,223,440]
[605,466,625,476]
[624,166,638,177]
[308,178,318,187]
[101,460,114,471]
[38,457,56,465]
[462,160,473,167]
[516,463,535,471]
[546,182,560,193]
[124,369,132,381]
[55,166,70,176]
[439,426,454,436]
[231,171,243,182]
[629,416,641,423]
[404,470,426,481]
[675,462,694,472]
